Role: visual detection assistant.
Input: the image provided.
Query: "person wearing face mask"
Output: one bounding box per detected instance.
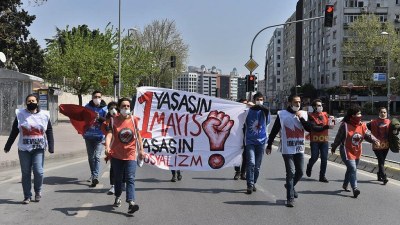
[4,94,54,204]
[306,99,333,183]
[84,90,108,187]
[331,104,379,198]
[366,107,390,184]
[266,94,313,207]
[243,92,271,194]
[105,97,144,214]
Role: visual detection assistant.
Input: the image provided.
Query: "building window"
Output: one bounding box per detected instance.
[277,78,280,83]
[277,47,281,52]
[277,71,280,75]
[332,44,337,54]
[332,72,336,81]
[333,30,337,39]
[277,63,281,67]
[277,39,281,44]
[332,59,336,67]
[277,55,281,59]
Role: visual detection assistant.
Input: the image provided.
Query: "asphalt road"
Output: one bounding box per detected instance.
[0,147,400,225]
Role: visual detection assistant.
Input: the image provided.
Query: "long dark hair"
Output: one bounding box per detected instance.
[343,104,361,123]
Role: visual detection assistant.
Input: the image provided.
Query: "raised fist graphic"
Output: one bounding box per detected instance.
[202,110,234,151]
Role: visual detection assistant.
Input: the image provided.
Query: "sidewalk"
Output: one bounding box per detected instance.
[0,121,88,169]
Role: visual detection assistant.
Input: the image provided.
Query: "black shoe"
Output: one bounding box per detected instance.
[171,175,177,182]
[286,200,294,207]
[34,193,41,202]
[240,173,246,180]
[128,202,139,214]
[353,188,361,198]
[253,186,257,192]
[319,177,329,183]
[113,197,122,207]
[177,174,183,181]
[377,173,383,181]
[383,174,389,185]
[284,184,298,198]
[233,172,240,180]
[246,187,253,194]
[306,165,312,177]
[90,178,99,187]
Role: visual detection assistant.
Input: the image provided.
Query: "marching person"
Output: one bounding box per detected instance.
[331,104,380,198]
[306,99,333,183]
[366,107,390,184]
[244,92,270,194]
[84,90,107,187]
[266,94,312,207]
[4,94,54,204]
[105,97,144,214]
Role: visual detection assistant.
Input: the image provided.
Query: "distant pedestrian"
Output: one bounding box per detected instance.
[234,98,248,180]
[244,92,270,194]
[105,97,144,214]
[331,104,380,198]
[3,94,54,204]
[170,170,182,182]
[306,99,333,183]
[266,94,312,207]
[366,107,390,184]
[84,90,107,187]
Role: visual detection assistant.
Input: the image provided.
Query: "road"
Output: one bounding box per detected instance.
[0,147,400,225]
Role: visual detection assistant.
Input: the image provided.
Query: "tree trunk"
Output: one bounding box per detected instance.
[78,94,83,106]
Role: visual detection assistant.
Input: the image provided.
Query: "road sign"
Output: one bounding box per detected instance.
[245,58,259,72]
[373,73,386,82]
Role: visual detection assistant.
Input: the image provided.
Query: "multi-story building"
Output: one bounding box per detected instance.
[229,68,239,101]
[282,12,298,99]
[173,72,198,92]
[266,28,284,109]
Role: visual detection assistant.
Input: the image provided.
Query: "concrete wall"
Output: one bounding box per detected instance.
[58,92,114,121]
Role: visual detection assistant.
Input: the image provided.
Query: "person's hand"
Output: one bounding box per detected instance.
[295,111,302,119]
[374,140,381,148]
[48,148,54,154]
[202,111,234,151]
[105,146,111,156]
[138,151,145,160]
[4,148,9,153]
[266,147,272,155]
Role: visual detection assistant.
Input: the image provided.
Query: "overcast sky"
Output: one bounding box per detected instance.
[22,0,297,78]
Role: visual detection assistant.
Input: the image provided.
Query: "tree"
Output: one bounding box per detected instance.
[131,19,189,88]
[0,0,44,75]
[44,25,116,105]
[342,14,400,93]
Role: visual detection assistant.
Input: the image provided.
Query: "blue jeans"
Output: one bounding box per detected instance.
[282,153,304,201]
[308,142,329,177]
[340,147,359,189]
[18,149,45,199]
[111,158,136,202]
[85,139,103,179]
[245,144,265,188]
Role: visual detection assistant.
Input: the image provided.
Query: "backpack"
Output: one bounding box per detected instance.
[388,118,400,153]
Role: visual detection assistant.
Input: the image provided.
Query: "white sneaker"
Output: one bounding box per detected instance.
[107,185,115,195]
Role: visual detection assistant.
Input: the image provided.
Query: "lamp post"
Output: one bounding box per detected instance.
[117,0,122,99]
[381,31,392,115]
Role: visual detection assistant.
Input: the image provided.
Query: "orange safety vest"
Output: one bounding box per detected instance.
[344,122,367,160]
[370,118,390,150]
[308,112,329,143]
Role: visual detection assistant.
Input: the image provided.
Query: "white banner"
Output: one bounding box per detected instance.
[133,87,248,171]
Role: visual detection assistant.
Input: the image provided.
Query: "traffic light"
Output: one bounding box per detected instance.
[113,72,119,85]
[324,5,334,27]
[170,56,176,68]
[247,74,256,92]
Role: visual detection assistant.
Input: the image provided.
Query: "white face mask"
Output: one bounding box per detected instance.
[291,105,300,112]
[109,108,118,116]
[93,98,101,105]
[255,101,263,106]
[120,108,131,117]
[316,106,323,113]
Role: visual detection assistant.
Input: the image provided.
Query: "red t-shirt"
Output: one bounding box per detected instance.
[109,116,138,160]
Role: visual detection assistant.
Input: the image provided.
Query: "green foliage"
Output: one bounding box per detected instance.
[0,0,44,75]
[342,14,400,92]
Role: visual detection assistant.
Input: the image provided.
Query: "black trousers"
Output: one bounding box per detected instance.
[373,149,389,176]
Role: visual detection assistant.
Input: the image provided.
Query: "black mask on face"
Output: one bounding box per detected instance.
[27,102,38,111]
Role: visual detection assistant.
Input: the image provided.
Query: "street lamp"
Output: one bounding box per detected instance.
[117,0,122,100]
[381,31,392,115]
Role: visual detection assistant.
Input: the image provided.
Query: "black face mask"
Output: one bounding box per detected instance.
[27,103,38,111]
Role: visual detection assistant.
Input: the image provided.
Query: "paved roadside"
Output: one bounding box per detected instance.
[0,121,88,169]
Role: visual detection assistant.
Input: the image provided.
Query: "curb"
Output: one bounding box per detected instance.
[0,150,87,170]
[272,140,400,181]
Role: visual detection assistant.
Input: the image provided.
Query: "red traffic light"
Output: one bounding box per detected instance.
[249,75,255,81]
[326,6,334,13]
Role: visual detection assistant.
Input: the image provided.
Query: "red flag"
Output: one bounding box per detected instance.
[59,104,97,134]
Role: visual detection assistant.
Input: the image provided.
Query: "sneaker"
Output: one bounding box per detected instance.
[87,175,93,182]
[22,197,31,204]
[90,178,99,187]
[240,173,246,180]
[342,184,351,192]
[353,188,361,198]
[177,174,183,181]
[171,175,177,182]
[233,172,240,180]
[319,177,329,183]
[286,199,295,207]
[128,201,139,214]
[107,185,115,195]
[113,197,122,207]
[306,165,312,177]
[34,193,41,202]
[246,186,253,194]
[252,186,257,192]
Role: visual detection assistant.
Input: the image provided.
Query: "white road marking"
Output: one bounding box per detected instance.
[74,203,93,218]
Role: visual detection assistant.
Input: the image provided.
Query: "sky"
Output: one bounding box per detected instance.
[21,0,297,78]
